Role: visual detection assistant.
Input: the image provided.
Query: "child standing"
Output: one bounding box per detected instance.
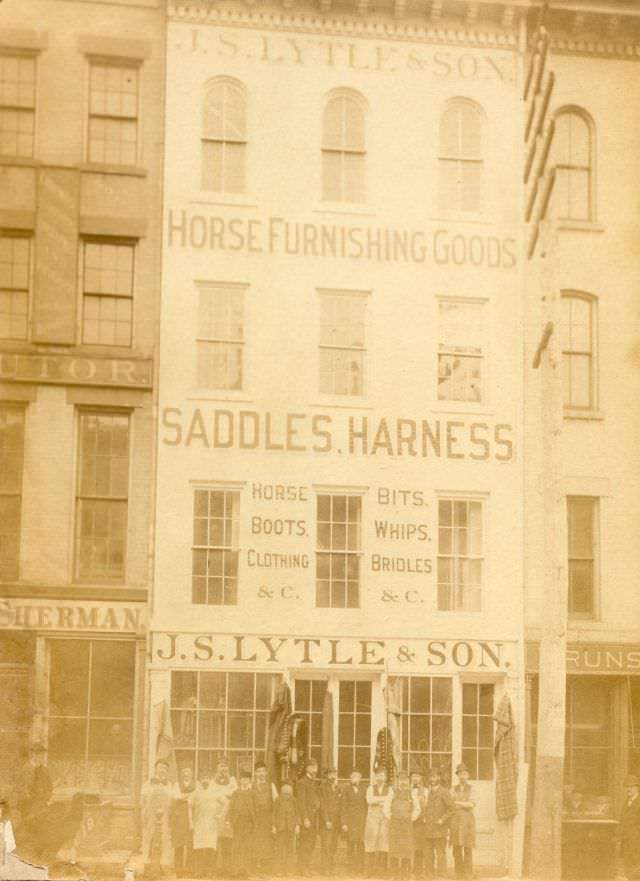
[450,763,476,881]
[272,782,299,875]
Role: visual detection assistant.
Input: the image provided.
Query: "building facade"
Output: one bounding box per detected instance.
[0,0,164,857]
[522,2,640,875]
[152,0,527,870]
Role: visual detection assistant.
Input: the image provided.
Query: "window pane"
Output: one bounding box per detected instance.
[90,641,135,716]
[568,498,594,557]
[50,640,90,716]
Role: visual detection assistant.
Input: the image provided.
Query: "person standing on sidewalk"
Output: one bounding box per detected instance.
[340,769,367,876]
[423,768,454,879]
[319,766,341,875]
[365,765,392,877]
[296,758,321,876]
[449,764,475,881]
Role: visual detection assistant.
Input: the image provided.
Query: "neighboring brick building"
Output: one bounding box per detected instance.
[0,0,163,859]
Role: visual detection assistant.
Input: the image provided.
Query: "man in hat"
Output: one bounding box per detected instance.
[340,768,367,876]
[423,767,454,879]
[140,758,173,878]
[296,757,321,875]
[18,742,53,853]
[253,760,276,874]
[365,764,392,876]
[229,771,255,877]
[618,775,640,879]
[450,763,475,881]
[319,766,341,875]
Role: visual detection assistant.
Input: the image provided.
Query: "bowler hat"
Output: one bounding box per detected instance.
[324,766,337,776]
[626,776,640,788]
[254,760,267,771]
[456,763,469,774]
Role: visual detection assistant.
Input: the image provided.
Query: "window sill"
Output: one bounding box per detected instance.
[313,202,375,217]
[80,162,147,178]
[431,404,494,418]
[557,220,604,233]
[186,391,253,403]
[564,408,604,421]
[431,212,494,226]
[0,155,39,167]
[190,193,258,208]
[309,398,372,410]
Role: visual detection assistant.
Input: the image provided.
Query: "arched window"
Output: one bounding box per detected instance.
[554,108,594,221]
[560,292,597,410]
[438,100,484,213]
[201,79,246,194]
[321,92,366,203]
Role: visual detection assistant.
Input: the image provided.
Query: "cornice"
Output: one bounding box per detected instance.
[168,4,520,48]
[551,35,640,59]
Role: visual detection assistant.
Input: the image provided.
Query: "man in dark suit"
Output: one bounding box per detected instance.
[340,769,367,876]
[296,757,321,875]
[619,775,640,879]
[423,768,454,879]
[319,766,341,875]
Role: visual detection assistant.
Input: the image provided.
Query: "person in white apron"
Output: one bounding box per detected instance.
[365,765,393,876]
[191,768,224,878]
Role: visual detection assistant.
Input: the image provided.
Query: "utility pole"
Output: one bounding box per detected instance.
[523,3,569,878]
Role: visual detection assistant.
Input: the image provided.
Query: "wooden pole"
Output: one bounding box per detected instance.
[528,234,568,881]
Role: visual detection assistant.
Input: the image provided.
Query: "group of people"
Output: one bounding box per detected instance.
[140,757,476,881]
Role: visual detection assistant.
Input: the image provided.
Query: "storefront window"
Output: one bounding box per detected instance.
[338,680,371,780]
[394,676,453,781]
[462,683,494,780]
[295,679,328,769]
[171,671,279,777]
[564,677,614,816]
[47,639,136,796]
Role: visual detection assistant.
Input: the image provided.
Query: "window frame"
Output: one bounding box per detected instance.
[553,106,595,224]
[392,675,454,783]
[73,409,131,586]
[0,229,32,341]
[321,89,367,205]
[461,681,495,781]
[436,495,484,613]
[317,288,369,399]
[567,495,599,620]
[86,57,141,168]
[560,291,598,415]
[315,490,363,609]
[195,281,246,392]
[45,636,138,797]
[437,98,485,215]
[80,236,136,348]
[436,297,486,405]
[0,50,37,160]
[0,403,26,581]
[201,77,247,195]
[191,484,242,606]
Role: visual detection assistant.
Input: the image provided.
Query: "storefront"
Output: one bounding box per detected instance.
[0,599,146,858]
[526,642,640,878]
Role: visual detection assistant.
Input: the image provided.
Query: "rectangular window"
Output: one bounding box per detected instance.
[0,233,30,341]
[88,62,138,166]
[565,677,613,805]
[294,679,328,769]
[82,239,134,346]
[170,671,279,777]
[0,406,25,579]
[438,300,484,403]
[567,496,597,617]
[47,639,136,796]
[437,498,483,612]
[75,412,129,583]
[196,284,244,390]
[319,292,366,397]
[0,53,35,158]
[461,683,494,780]
[393,675,453,780]
[560,295,595,411]
[337,680,371,780]
[192,488,239,605]
[316,493,361,608]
